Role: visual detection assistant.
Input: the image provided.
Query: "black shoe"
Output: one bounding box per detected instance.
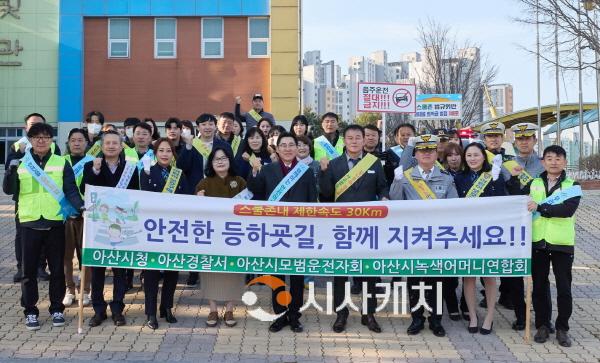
[468,316,478,333]
[159,307,177,323]
[269,315,289,333]
[125,281,134,292]
[534,325,550,343]
[498,296,514,310]
[429,320,446,337]
[374,286,386,295]
[361,314,381,333]
[332,314,347,333]
[556,329,572,347]
[512,320,526,331]
[88,312,107,327]
[547,322,556,334]
[479,298,487,308]
[112,313,126,326]
[146,315,158,330]
[37,268,50,281]
[448,312,461,321]
[289,317,304,333]
[13,269,22,283]
[186,273,199,287]
[461,311,470,321]
[480,322,493,335]
[350,284,361,295]
[407,318,425,335]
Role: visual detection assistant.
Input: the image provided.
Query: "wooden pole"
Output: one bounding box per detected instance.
[524,276,533,344]
[77,265,86,334]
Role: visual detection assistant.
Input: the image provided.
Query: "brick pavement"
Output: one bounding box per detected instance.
[0,189,599,363]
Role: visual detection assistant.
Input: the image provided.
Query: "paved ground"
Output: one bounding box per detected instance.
[0,189,599,363]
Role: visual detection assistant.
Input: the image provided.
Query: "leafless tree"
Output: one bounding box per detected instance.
[515,0,600,72]
[413,19,498,129]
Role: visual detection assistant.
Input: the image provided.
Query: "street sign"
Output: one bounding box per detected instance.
[414,94,462,120]
[357,82,416,113]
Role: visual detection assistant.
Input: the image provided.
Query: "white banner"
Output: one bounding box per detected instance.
[357,82,416,113]
[82,186,531,276]
[414,94,462,120]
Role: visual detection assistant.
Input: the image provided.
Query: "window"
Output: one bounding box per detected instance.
[201,18,223,58]
[248,17,269,58]
[154,18,177,58]
[108,18,130,58]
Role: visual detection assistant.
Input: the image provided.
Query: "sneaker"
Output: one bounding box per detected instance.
[52,312,65,327]
[82,293,91,307]
[62,291,75,306]
[25,314,40,331]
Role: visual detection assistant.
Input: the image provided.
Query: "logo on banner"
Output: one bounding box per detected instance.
[393,88,412,108]
[242,276,289,322]
[87,191,141,247]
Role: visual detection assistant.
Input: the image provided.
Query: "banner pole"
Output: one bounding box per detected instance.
[524,276,532,344]
[77,263,86,334]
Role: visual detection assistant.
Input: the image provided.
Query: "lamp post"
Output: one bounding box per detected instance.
[582,0,600,154]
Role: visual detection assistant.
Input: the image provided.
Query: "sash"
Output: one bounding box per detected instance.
[116,161,136,189]
[14,137,32,152]
[435,160,446,171]
[162,167,182,193]
[268,163,310,201]
[192,139,211,159]
[465,172,493,198]
[71,155,94,179]
[248,109,262,123]
[231,135,241,155]
[404,167,437,200]
[136,149,155,171]
[334,153,378,201]
[486,150,533,186]
[315,135,341,160]
[86,140,102,157]
[21,153,78,219]
[234,188,254,200]
[532,185,583,220]
[390,145,403,158]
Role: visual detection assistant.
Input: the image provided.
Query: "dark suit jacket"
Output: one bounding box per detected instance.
[247,161,318,202]
[320,154,389,202]
[140,164,191,195]
[80,155,140,194]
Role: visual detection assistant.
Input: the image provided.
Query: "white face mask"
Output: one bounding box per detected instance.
[125,128,134,139]
[181,129,192,138]
[88,123,102,135]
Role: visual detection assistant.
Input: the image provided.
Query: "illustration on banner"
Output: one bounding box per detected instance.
[86,190,141,247]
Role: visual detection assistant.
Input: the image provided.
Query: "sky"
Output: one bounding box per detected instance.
[302,0,599,112]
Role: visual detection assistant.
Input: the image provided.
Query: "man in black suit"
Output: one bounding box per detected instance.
[247,132,318,333]
[320,124,389,334]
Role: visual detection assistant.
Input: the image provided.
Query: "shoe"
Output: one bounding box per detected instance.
[37,268,50,281]
[125,281,134,292]
[468,316,479,334]
[223,311,236,327]
[25,314,40,331]
[186,273,198,287]
[429,320,446,337]
[52,312,65,327]
[407,318,425,335]
[289,316,304,333]
[146,315,158,330]
[350,284,361,295]
[512,320,526,331]
[206,311,219,327]
[159,307,177,323]
[82,293,91,307]
[480,322,493,335]
[556,329,572,347]
[449,312,461,321]
[547,322,556,334]
[88,312,107,327]
[361,313,382,333]
[479,299,487,308]
[62,291,75,306]
[461,311,470,321]
[112,313,126,326]
[374,285,386,295]
[534,325,550,343]
[332,313,347,333]
[498,296,514,310]
[269,315,289,332]
[13,269,22,283]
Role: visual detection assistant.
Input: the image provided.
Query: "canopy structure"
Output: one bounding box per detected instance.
[544,109,599,135]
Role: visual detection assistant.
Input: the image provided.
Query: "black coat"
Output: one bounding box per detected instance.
[80,155,139,194]
[454,169,507,198]
[320,154,389,202]
[140,164,190,195]
[174,142,204,191]
[247,161,318,202]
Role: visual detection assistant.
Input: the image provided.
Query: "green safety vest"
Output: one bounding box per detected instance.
[64,155,85,196]
[530,178,576,246]
[313,136,344,161]
[124,148,139,164]
[17,154,65,223]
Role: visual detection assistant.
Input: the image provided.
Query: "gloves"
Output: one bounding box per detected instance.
[491,154,502,181]
[142,156,152,174]
[407,137,417,147]
[394,165,404,181]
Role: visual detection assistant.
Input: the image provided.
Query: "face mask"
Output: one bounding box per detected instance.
[182,129,192,138]
[125,128,134,139]
[88,123,102,135]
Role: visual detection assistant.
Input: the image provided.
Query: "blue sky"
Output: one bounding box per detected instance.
[302,0,598,111]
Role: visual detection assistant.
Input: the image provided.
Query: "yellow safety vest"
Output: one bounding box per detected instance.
[124,148,139,164]
[17,154,65,223]
[530,178,576,246]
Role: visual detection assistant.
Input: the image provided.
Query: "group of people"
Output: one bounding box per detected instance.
[2,99,581,348]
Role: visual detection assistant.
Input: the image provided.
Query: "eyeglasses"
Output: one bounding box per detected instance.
[213,156,229,163]
[31,136,52,142]
[278,143,297,149]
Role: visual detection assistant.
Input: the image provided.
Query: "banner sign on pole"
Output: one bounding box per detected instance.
[82,186,531,277]
[357,82,416,113]
[414,94,462,120]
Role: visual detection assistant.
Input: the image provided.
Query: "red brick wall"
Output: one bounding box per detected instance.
[83,17,271,122]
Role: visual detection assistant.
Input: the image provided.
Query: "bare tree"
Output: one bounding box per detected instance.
[413,19,498,129]
[515,0,600,72]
